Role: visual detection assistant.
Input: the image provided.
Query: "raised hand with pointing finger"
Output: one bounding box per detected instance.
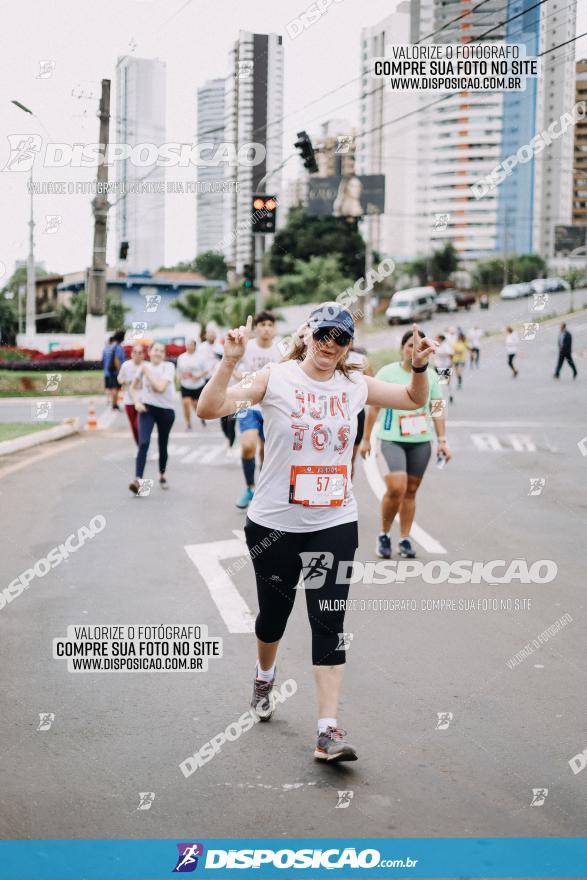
[223,315,253,363]
[410,323,437,368]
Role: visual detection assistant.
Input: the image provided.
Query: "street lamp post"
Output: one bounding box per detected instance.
[11,100,36,340]
[26,167,35,337]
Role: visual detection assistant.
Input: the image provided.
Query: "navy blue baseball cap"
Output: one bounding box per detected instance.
[308,303,355,338]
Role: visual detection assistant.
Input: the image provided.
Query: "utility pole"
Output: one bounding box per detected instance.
[85,79,111,359]
[26,168,35,338]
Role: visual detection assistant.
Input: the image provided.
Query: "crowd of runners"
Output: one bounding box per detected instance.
[100,301,577,764]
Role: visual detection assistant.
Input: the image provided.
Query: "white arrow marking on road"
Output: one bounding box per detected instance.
[507,434,536,452]
[471,433,504,452]
[184,539,255,634]
[362,430,447,554]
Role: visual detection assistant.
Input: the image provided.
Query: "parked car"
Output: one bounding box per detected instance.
[443,288,476,310]
[435,290,458,312]
[545,277,570,293]
[386,287,436,324]
[529,278,549,295]
[500,283,532,300]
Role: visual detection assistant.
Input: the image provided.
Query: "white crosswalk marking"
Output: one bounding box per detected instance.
[184,539,255,634]
[507,434,536,452]
[198,446,223,464]
[471,433,504,451]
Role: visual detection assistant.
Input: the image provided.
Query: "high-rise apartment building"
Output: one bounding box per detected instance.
[196,79,226,255]
[114,57,166,273]
[223,32,284,272]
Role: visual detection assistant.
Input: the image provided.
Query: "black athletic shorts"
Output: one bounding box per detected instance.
[354,408,365,446]
[104,376,120,390]
[380,439,432,479]
[180,385,205,400]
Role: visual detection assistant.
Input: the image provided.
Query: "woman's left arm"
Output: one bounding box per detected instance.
[364,324,437,410]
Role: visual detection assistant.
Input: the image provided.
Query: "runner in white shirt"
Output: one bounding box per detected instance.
[505,326,519,378]
[232,311,282,510]
[128,342,176,494]
[117,344,145,445]
[434,334,454,404]
[197,303,437,763]
[176,339,210,430]
[468,325,482,368]
[199,326,223,378]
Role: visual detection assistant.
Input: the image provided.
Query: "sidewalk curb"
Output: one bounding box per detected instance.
[0,418,81,457]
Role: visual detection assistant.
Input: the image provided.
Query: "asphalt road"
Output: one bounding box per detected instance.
[1,287,586,428]
[0,311,585,843]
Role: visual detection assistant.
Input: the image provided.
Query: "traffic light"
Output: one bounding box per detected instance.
[119,241,129,260]
[243,264,254,289]
[294,130,318,174]
[251,194,278,234]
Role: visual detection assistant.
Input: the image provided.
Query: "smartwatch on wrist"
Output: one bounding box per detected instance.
[411,362,428,373]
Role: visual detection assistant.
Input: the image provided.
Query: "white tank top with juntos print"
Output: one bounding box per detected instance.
[247,359,368,533]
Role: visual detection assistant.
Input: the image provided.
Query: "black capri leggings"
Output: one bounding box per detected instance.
[136,404,175,478]
[244,518,358,666]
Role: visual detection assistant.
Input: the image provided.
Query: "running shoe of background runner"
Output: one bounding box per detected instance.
[314,726,358,762]
[377,533,391,559]
[399,537,416,558]
[236,487,254,509]
[251,666,276,721]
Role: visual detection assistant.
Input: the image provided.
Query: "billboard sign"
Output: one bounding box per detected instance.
[307,174,385,218]
[554,225,587,257]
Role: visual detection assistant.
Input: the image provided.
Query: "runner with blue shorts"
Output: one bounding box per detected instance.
[234,312,282,509]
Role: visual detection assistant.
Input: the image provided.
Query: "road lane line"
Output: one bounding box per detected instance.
[198,446,223,464]
[184,539,255,633]
[0,437,84,481]
[361,430,447,554]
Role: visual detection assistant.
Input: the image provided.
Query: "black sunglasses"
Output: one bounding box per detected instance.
[312,327,352,347]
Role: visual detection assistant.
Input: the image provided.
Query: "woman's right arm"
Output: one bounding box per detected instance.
[197,316,269,419]
[197,361,269,419]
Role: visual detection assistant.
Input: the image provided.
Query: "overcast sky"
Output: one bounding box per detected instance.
[1,0,586,279]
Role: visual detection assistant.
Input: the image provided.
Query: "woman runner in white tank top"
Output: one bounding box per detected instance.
[198,303,437,763]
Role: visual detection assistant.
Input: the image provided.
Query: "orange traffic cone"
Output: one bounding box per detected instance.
[86,400,98,430]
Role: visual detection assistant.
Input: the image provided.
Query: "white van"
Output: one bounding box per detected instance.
[386,287,436,324]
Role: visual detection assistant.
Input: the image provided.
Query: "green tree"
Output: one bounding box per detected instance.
[401,257,429,287]
[54,290,129,333]
[268,209,365,280]
[160,251,227,281]
[275,255,353,305]
[471,259,504,290]
[430,242,459,282]
[510,253,546,283]
[171,286,225,325]
[0,293,18,344]
[563,267,586,290]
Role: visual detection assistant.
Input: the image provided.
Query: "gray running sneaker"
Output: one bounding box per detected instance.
[314,726,358,762]
[398,537,416,558]
[251,667,276,722]
[377,533,391,559]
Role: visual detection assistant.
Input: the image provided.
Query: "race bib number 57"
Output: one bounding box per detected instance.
[289,465,347,507]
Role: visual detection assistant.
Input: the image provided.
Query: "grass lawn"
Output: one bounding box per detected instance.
[0,370,104,397]
[368,348,400,373]
[0,422,58,442]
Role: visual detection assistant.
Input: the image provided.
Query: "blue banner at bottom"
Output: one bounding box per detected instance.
[0,838,586,879]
